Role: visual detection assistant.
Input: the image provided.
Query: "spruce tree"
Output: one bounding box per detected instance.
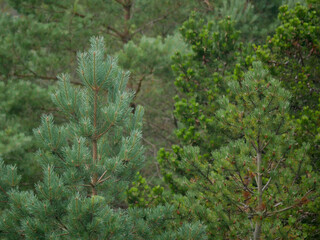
[0,37,207,240]
[177,62,318,239]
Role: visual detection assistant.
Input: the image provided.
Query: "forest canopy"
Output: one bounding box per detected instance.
[0,0,319,239]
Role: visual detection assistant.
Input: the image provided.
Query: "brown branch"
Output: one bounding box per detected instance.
[91,52,99,196]
[97,176,111,185]
[55,151,66,164]
[96,123,114,139]
[97,169,108,183]
[250,140,258,152]
[262,177,272,193]
[55,2,86,18]
[203,0,213,11]
[266,190,314,217]
[12,73,83,86]
[0,185,9,196]
[133,75,145,99]
[234,163,254,194]
[132,12,172,37]
[114,0,124,5]
[14,73,57,80]
[73,11,85,18]
[106,25,125,39]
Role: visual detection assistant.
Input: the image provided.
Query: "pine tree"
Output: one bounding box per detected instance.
[0,0,202,183]
[154,12,253,237]
[158,11,251,196]
[177,62,318,239]
[0,37,207,240]
[255,2,320,237]
[255,1,320,168]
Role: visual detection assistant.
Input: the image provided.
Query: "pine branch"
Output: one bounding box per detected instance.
[266,190,314,217]
[96,123,114,139]
[97,169,109,183]
[114,0,124,5]
[262,177,272,193]
[0,185,8,196]
[106,25,126,39]
[13,73,83,86]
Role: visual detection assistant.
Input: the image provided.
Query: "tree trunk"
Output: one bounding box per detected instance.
[254,221,261,240]
[254,151,263,240]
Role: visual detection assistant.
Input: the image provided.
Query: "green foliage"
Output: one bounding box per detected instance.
[0,37,207,239]
[159,12,252,195]
[254,2,320,238]
[118,35,190,83]
[0,0,204,79]
[0,80,51,187]
[255,0,320,167]
[167,62,319,238]
[0,159,21,210]
[193,0,282,42]
[157,2,320,238]
[0,0,204,181]
[256,2,320,111]
[127,172,165,208]
[0,0,319,238]
[117,34,190,163]
[214,0,258,40]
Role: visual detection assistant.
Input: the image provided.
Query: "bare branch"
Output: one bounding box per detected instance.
[12,73,83,86]
[262,177,272,193]
[266,190,314,217]
[132,5,180,37]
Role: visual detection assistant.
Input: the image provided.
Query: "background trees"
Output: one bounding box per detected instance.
[0,80,51,186]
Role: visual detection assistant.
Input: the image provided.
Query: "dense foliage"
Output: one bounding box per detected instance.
[174,62,318,239]
[0,0,319,239]
[0,37,206,239]
[0,80,51,186]
[157,1,320,239]
[256,2,320,168]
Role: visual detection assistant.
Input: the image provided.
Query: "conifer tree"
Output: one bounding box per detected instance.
[255,1,320,168]
[176,62,318,239]
[0,0,202,182]
[254,2,320,237]
[0,37,207,240]
[158,12,251,196]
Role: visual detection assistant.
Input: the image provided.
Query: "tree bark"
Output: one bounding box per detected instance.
[254,151,262,240]
[91,54,99,196]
